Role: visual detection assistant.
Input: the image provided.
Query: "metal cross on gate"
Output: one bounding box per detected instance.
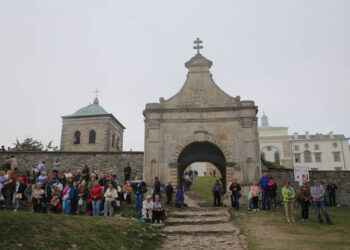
[193,37,203,54]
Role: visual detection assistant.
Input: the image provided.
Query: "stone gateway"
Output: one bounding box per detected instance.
[143,39,261,196]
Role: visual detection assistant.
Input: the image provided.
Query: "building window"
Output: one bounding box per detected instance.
[116,137,120,150]
[267,146,272,151]
[261,152,265,161]
[294,153,301,163]
[112,134,115,148]
[334,167,342,171]
[304,151,312,163]
[74,131,81,145]
[304,143,309,149]
[314,152,322,162]
[294,145,299,151]
[274,152,280,165]
[333,142,338,148]
[314,144,319,150]
[89,130,96,144]
[333,152,341,162]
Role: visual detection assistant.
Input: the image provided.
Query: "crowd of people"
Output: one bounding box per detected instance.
[0,157,186,225]
[225,172,336,225]
[0,154,339,226]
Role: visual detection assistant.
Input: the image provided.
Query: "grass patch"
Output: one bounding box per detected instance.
[0,211,163,250]
[191,176,218,204]
[230,206,350,250]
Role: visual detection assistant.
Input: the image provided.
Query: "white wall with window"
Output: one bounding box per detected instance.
[291,132,350,171]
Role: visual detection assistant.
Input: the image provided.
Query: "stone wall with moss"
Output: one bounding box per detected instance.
[0,151,143,181]
[266,169,350,205]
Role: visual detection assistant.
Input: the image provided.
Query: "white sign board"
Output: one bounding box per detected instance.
[294,166,309,186]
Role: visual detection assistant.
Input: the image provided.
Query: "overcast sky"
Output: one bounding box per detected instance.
[0,0,349,151]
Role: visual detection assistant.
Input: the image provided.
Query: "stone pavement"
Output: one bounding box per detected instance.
[160,191,247,250]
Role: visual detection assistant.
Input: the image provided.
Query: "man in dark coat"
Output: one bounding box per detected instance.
[123,163,131,184]
[212,180,223,206]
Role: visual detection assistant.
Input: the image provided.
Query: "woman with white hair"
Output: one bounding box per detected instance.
[142,195,153,222]
[153,195,165,224]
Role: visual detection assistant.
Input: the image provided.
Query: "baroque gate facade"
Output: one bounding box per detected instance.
[143,39,261,195]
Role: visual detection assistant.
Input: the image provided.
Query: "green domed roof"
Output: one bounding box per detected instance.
[71,97,109,116]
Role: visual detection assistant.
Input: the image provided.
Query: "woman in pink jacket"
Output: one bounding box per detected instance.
[250,181,260,212]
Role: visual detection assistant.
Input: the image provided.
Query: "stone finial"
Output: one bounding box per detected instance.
[159,97,165,103]
[93,97,99,105]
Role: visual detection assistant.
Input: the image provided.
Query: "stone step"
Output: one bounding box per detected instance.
[165,216,230,225]
[161,222,237,235]
[167,210,228,218]
[160,234,245,250]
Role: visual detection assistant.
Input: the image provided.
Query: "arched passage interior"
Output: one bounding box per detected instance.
[177,141,227,192]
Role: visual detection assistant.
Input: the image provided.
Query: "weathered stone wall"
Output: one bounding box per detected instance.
[266,169,350,205]
[0,151,143,181]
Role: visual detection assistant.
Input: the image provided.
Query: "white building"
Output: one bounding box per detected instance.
[258,113,292,168]
[290,132,350,171]
[258,113,350,171]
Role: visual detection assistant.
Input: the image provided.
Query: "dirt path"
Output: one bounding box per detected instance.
[160,191,247,250]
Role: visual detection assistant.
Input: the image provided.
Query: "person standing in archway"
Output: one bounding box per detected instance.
[229,178,241,211]
[212,180,223,206]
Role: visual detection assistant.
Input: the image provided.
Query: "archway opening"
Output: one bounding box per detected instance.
[177,141,226,193]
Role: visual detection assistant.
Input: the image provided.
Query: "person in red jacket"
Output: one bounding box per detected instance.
[90,181,102,216]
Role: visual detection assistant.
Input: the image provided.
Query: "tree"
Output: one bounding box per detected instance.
[14,137,58,151]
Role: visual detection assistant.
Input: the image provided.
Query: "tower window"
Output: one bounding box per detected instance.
[89,130,96,144]
[112,134,115,148]
[74,131,81,145]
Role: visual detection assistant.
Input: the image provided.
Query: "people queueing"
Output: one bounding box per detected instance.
[229,178,241,211]
[266,176,278,211]
[212,180,223,207]
[311,178,333,225]
[298,181,311,222]
[327,180,337,206]
[282,180,295,222]
[259,172,270,210]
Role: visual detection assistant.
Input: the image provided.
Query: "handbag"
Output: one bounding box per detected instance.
[115,200,121,207]
[15,193,22,199]
[78,198,83,206]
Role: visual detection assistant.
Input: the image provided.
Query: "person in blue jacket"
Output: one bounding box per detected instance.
[175,185,184,208]
[259,172,270,210]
